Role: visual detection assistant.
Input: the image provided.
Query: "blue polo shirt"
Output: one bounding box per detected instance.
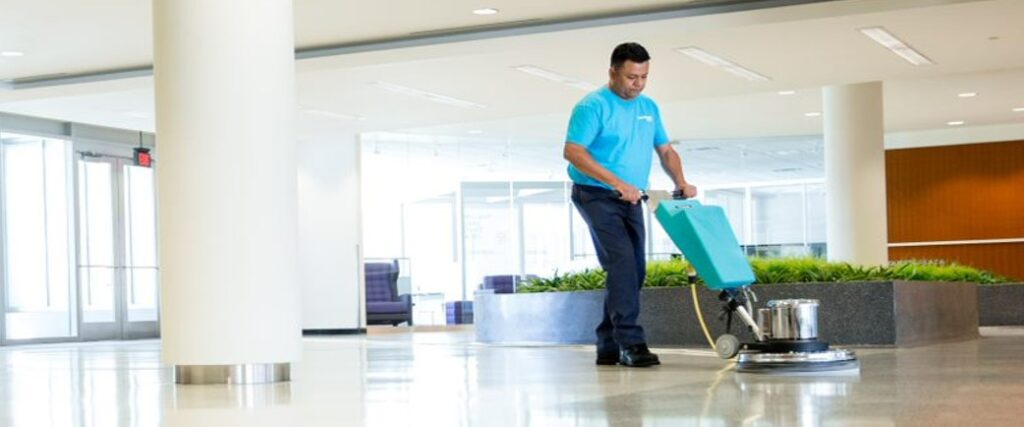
[565,86,670,190]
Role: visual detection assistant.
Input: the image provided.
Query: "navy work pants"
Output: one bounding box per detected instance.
[571,184,647,353]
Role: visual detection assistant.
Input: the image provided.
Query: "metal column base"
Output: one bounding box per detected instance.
[174,363,290,385]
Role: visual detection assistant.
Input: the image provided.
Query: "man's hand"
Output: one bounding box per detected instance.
[675,183,698,199]
[614,182,644,204]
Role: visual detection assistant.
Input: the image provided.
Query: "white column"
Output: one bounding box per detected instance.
[823,82,889,266]
[153,0,301,381]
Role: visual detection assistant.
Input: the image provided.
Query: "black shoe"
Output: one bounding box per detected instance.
[619,344,661,367]
[596,351,619,366]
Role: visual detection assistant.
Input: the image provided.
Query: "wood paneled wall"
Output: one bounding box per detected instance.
[886,140,1024,280]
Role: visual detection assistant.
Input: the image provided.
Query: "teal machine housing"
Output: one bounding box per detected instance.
[653,199,755,290]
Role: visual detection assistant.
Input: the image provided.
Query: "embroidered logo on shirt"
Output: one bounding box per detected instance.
[637,115,654,122]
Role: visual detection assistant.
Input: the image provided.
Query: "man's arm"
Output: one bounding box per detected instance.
[655,144,698,198]
[563,142,643,203]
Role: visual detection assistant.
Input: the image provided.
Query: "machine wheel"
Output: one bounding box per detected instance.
[715,334,741,359]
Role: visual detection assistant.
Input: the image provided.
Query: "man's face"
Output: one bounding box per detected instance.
[608,60,649,100]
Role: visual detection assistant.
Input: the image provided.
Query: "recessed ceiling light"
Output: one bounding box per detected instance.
[859,27,933,66]
[512,65,598,91]
[473,8,499,15]
[467,130,484,135]
[778,90,796,96]
[804,112,821,117]
[947,120,965,126]
[957,92,978,98]
[371,81,486,109]
[674,47,771,81]
[1011,107,1024,113]
[1,51,24,57]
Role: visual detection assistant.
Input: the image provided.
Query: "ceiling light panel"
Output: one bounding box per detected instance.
[859,27,933,66]
[675,47,770,81]
[371,81,486,109]
[473,8,499,16]
[512,65,598,91]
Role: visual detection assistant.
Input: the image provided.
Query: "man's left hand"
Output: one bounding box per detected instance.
[676,183,698,199]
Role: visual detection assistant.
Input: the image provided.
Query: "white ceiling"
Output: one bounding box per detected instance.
[0,0,1022,153]
[0,0,723,81]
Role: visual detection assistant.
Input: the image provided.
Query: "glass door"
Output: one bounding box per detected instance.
[121,161,160,338]
[76,153,159,341]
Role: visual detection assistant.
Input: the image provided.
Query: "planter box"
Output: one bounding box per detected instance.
[977,283,1024,326]
[475,281,978,347]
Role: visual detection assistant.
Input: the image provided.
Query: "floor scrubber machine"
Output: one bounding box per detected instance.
[647,192,859,374]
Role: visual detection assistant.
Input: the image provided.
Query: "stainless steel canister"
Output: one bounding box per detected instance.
[756,308,773,339]
[766,299,820,340]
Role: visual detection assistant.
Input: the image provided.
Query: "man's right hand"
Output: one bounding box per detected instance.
[614,182,643,204]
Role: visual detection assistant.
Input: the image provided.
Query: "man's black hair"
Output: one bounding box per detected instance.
[610,42,651,68]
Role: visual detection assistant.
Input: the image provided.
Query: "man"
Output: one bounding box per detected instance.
[564,42,698,367]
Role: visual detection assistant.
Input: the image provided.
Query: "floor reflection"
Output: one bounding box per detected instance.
[1,330,1023,426]
[729,371,861,427]
[0,341,165,427]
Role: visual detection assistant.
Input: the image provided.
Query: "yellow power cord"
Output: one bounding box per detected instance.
[689,270,717,351]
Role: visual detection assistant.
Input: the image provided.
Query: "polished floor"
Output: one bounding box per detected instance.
[2,328,1024,427]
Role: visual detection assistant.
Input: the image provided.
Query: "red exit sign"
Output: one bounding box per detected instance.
[134,147,152,168]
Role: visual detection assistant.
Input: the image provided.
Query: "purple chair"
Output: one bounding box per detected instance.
[365,260,413,326]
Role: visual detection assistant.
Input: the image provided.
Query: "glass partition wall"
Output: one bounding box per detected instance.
[1,135,76,341]
[0,115,158,346]
[361,132,827,312]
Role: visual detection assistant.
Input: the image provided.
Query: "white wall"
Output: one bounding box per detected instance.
[296,134,363,330]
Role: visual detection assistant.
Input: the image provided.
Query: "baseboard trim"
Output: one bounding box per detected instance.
[302,328,367,336]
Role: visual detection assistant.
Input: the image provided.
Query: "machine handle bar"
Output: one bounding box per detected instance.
[611,190,689,202]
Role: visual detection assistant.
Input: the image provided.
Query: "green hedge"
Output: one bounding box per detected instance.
[516,257,1010,293]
